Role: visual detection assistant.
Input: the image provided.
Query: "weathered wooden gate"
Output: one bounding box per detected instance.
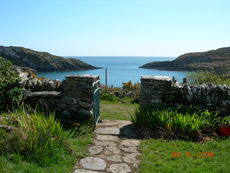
[92,80,100,128]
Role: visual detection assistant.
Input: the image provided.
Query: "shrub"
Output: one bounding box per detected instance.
[131,107,219,135]
[186,70,230,86]
[122,80,140,93]
[0,57,22,112]
[100,92,118,102]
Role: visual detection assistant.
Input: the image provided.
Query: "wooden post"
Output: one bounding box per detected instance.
[105,68,107,92]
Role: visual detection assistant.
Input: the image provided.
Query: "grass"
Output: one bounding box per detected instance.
[139,138,230,173]
[100,95,138,120]
[0,108,93,173]
[99,96,230,173]
[131,107,220,136]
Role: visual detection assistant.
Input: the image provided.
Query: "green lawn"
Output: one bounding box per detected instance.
[100,100,138,120]
[139,138,230,173]
[100,98,230,173]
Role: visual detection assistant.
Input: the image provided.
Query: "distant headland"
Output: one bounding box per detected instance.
[0,46,100,72]
[140,47,230,73]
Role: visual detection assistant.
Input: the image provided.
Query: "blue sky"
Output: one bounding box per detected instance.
[1,0,230,56]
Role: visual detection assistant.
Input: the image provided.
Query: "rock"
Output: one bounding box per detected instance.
[80,109,93,116]
[47,81,55,91]
[108,163,131,173]
[79,157,106,171]
[104,146,120,155]
[113,91,123,98]
[120,125,137,138]
[123,153,141,164]
[95,127,120,135]
[25,80,32,89]
[73,169,105,173]
[55,80,62,91]
[107,155,122,162]
[120,139,140,147]
[185,94,193,103]
[19,72,29,88]
[96,135,119,142]
[79,101,92,108]
[61,97,77,105]
[89,146,103,155]
[94,141,117,147]
[121,147,138,153]
[37,79,42,90]
[126,91,133,97]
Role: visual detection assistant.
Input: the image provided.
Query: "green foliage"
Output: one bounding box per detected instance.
[0,107,93,172]
[186,70,230,86]
[100,92,118,102]
[0,57,22,112]
[0,108,66,166]
[131,107,219,135]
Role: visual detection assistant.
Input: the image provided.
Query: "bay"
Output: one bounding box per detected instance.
[36,56,187,87]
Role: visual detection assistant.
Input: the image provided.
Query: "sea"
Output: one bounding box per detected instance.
[36,56,187,87]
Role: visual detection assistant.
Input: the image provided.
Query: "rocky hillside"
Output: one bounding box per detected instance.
[0,46,99,72]
[140,47,230,73]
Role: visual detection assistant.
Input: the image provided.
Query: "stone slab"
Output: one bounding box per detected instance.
[79,157,106,171]
[107,155,122,162]
[108,163,131,173]
[123,153,141,164]
[104,146,120,155]
[94,141,117,147]
[89,146,103,155]
[121,147,138,153]
[95,127,120,135]
[96,135,119,142]
[73,169,105,173]
[120,139,141,147]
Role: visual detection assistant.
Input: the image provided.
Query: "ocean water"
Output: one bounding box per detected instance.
[36,56,187,87]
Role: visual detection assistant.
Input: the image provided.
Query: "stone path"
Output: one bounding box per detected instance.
[73,119,141,173]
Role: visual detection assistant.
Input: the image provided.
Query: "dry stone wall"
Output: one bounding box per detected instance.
[21,74,99,121]
[140,76,230,110]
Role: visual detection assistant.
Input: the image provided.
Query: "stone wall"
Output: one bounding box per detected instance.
[19,72,62,91]
[140,76,230,110]
[22,74,99,121]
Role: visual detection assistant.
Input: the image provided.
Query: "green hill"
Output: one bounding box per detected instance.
[140,47,230,73]
[0,46,99,72]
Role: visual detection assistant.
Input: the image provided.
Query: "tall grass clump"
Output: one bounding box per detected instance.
[131,107,219,135]
[0,107,68,166]
[186,70,230,86]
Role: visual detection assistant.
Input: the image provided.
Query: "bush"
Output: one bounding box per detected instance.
[100,92,118,102]
[131,107,219,135]
[0,57,22,112]
[186,70,230,86]
[122,80,140,93]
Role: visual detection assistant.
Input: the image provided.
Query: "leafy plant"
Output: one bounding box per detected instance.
[100,92,118,102]
[186,70,230,86]
[0,57,22,112]
[0,107,67,166]
[131,107,219,135]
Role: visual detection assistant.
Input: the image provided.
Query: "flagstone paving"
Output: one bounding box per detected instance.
[73,119,141,173]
